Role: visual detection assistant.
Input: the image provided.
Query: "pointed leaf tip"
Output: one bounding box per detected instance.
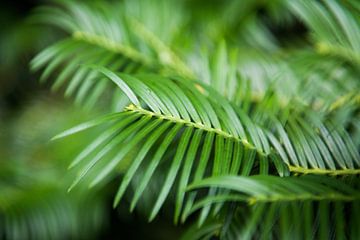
[88,66,140,106]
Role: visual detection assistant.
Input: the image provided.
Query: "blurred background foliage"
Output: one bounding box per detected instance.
[0,1,184,239]
[0,0,359,239]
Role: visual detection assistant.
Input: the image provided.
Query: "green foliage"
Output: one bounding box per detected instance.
[0,164,106,240]
[186,175,360,239]
[4,0,359,239]
[0,100,108,240]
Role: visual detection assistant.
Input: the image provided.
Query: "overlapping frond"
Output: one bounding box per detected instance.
[30,0,193,110]
[52,66,359,226]
[289,0,360,65]
[198,47,360,174]
[27,0,360,238]
[195,40,360,118]
[52,68,290,223]
[185,175,360,239]
[197,44,360,175]
[264,106,360,174]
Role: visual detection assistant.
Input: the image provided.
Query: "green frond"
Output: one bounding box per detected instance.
[51,63,360,224]
[52,68,294,223]
[180,220,222,240]
[30,0,193,110]
[185,175,360,239]
[266,111,360,172]
[289,0,360,64]
[188,175,360,204]
[20,0,360,238]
